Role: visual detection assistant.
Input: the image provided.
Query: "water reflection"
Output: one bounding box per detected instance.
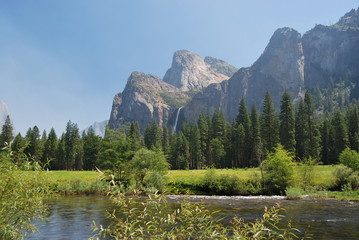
[26,196,113,240]
[27,195,359,240]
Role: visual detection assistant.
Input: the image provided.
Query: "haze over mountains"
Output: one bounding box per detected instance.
[0,100,11,127]
[108,8,359,133]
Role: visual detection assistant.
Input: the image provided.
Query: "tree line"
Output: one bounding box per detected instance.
[1,90,358,171]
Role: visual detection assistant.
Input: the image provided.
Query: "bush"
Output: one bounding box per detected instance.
[0,150,50,239]
[129,148,169,192]
[334,164,359,190]
[339,148,359,171]
[285,187,305,200]
[263,145,294,195]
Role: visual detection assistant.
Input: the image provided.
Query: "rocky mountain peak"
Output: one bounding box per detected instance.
[248,27,305,105]
[163,50,229,91]
[108,71,191,133]
[335,8,359,29]
[204,56,238,77]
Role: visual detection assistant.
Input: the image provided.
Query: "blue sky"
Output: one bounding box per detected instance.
[0,0,358,135]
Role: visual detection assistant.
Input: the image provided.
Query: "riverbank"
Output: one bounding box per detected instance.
[39,166,359,201]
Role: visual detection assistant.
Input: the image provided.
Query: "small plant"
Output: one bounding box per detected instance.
[92,193,308,239]
[285,187,305,200]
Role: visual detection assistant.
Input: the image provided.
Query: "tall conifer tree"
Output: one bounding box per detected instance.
[236,98,252,166]
[250,104,262,167]
[279,91,296,153]
[0,115,13,148]
[261,92,279,153]
[303,91,321,159]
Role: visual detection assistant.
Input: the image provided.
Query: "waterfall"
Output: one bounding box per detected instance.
[173,107,181,133]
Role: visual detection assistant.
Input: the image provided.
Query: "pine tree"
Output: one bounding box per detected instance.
[229,123,244,168]
[320,119,335,164]
[198,113,211,167]
[11,133,26,163]
[250,104,262,167]
[295,99,306,159]
[64,121,82,170]
[42,128,58,169]
[209,138,225,168]
[279,91,296,153]
[236,98,252,166]
[56,134,65,170]
[347,105,359,151]
[0,115,14,148]
[12,133,25,153]
[170,132,189,169]
[144,122,162,150]
[261,92,279,153]
[83,126,101,170]
[211,109,226,142]
[303,91,321,159]
[24,126,42,160]
[161,125,171,156]
[128,122,143,152]
[189,124,201,169]
[332,110,349,160]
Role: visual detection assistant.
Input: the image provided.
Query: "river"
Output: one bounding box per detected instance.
[26,195,359,239]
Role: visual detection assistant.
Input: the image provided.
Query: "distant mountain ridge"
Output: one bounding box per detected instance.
[82,120,108,137]
[109,7,359,132]
[108,51,237,133]
[0,100,12,128]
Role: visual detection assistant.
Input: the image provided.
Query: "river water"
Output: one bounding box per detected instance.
[26,195,359,240]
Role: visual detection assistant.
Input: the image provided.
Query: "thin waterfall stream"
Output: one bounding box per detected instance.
[173,107,181,133]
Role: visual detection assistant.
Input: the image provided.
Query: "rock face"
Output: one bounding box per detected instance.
[109,52,235,133]
[302,10,359,91]
[108,72,191,133]
[163,50,230,91]
[181,27,306,124]
[109,8,359,133]
[181,8,359,125]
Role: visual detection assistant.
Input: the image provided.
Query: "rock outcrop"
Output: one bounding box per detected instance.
[163,50,230,91]
[181,8,359,125]
[181,27,306,124]
[302,9,359,91]
[109,51,235,133]
[108,72,191,133]
[109,8,359,133]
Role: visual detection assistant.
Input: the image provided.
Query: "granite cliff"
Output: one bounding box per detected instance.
[108,51,236,133]
[180,8,359,125]
[109,8,359,132]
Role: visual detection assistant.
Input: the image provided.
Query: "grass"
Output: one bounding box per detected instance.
[41,170,107,195]
[28,165,359,200]
[168,165,335,188]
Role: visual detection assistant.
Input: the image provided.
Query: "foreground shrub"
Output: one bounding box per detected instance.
[0,150,50,239]
[333,164,359,190]
[198,169,259,195]
[339,148,359,171]
[263,145,294,195]
[129,148,169,193]
[92,193,308,239]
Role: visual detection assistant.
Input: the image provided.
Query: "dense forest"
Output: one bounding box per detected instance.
[1,90,358,171]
